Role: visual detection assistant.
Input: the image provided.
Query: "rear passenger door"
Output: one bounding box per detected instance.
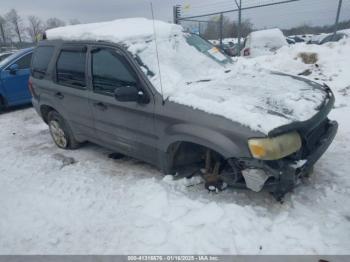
[88,46,157,163]
[51,46,95,138]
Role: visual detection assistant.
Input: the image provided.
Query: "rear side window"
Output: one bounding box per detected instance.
[31,46,54,78]
[56,49,86,89]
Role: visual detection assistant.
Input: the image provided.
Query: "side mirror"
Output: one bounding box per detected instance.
[114,85,149,103]
[9,64,19,74]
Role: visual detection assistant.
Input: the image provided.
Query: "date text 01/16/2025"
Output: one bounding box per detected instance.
[127,255,219,261]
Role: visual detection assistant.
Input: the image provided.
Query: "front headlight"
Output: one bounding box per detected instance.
[248,131,302,160]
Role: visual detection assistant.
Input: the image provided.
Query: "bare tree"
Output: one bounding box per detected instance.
[45,18,66,30]
[0,15,7,44]
[69,19,81,25]
[27,15,43,43]
[203,19,220,40]
[239,20,253,38]
[5,9,24,43]
[203,16,253,40]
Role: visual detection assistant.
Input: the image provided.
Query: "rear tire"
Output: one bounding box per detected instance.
[47,111,80,149]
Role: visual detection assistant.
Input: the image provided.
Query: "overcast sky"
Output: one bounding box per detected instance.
[1,0,349,29]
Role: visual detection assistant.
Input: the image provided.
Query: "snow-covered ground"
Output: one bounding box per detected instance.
[1,38,350,254]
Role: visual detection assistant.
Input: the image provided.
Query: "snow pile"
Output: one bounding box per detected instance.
[339,28,350,36]
[242,37,350,107]
[250,28,287,49]
[246,28,288,57]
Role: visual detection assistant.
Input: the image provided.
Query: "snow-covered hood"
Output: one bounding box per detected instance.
[167,69,327,134]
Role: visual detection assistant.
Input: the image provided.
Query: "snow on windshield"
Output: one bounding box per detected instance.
[126,32,231,97]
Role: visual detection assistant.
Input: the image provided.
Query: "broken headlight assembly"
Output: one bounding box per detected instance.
[248,131,302,160]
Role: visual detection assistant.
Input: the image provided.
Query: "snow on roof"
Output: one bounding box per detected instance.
[45,18,182,43]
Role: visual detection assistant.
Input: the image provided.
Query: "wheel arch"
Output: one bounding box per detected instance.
[40,104,58,124]
[159,124,244,173]
[162,123,243,159]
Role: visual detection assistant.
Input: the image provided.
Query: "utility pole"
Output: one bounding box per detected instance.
[236,0,242,56]
[219,13,223,48]
[333,0,343,40]
[173,5,181,24]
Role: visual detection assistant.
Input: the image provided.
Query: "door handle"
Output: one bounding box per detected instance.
[93,102,108,111]
[54,92,64,99]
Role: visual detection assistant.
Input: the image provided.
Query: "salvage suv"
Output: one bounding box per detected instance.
[30,18,338,199]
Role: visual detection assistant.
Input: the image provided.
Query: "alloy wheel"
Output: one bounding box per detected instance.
[49,120,68,148]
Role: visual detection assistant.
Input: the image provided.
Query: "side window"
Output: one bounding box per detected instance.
[92,48,137,95]
[31,46,54,79]
[56,49,86,89]
[15,53,33,69]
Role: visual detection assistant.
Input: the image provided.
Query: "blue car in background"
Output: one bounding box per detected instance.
[0,47,34,111]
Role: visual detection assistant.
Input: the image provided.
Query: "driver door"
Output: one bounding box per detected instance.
[1,52,32,105]
[88,46,157,164]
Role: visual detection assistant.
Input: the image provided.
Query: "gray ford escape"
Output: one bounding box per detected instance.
[30,19,338,199]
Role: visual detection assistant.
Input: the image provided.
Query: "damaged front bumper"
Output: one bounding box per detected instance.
[236,119,338,199]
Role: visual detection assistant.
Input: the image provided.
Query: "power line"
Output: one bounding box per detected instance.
[178,0,300,20]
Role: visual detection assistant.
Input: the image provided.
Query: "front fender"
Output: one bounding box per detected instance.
[161,123,243,159]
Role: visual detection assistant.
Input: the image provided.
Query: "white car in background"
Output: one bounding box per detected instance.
[241,28,287,57]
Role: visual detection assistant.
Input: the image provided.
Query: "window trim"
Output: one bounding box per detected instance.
[4,51,33,71]
[54,47,88,90]
[90,47,139,97]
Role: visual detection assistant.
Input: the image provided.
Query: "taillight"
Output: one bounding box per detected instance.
[243,48,250,56]
[28,78,36,97]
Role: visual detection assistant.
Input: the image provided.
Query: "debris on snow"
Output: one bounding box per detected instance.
[298,52,318,64]
[52,153,77,168]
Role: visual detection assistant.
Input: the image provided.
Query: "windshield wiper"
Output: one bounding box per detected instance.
[186,79,211,85]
